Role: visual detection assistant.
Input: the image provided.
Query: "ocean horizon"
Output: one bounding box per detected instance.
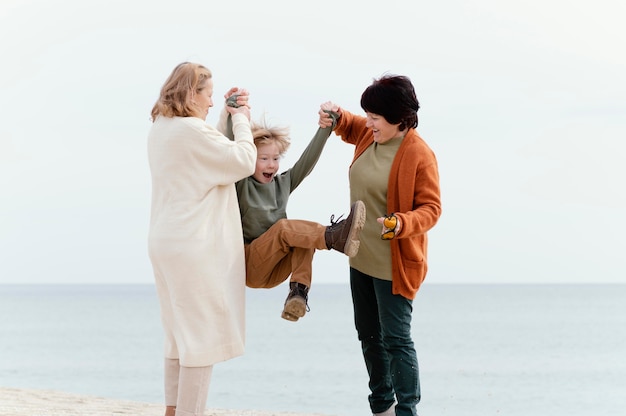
[1,283,624,416]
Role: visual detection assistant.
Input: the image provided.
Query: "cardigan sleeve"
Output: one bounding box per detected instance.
[393,135,442,237]
[334,110,376,165]
[334,110,368,145]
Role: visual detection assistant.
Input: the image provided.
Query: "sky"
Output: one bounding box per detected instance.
[1,0,625,285]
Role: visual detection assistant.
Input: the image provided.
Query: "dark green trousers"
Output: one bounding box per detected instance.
[350,267,420,416]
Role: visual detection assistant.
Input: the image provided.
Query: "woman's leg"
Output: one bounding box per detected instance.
[373,277,420,416]
[175,365,213,416]
[350,268,396,414]
[164,358,180,416]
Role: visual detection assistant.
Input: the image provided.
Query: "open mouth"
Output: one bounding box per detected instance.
[263,172,273,179]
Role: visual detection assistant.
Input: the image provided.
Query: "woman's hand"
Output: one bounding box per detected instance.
[224,87,250,107]
[377,214,401,240]
[318,101,340,128]
[225,88,251,120]
[226,104,251,120]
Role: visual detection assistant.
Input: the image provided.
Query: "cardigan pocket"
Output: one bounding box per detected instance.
[403,257,425,273]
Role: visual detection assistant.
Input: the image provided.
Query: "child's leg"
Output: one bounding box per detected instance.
[246,219,328,321]
[269,220,325,320]
[245,242,293,288]
[245,219,326,288]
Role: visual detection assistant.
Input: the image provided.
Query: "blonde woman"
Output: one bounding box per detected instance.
[147,62,256,416]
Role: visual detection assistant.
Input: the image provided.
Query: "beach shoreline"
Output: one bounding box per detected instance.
[0,387,332,416]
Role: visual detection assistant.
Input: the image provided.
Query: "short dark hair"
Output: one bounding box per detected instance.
[360,74,420,129]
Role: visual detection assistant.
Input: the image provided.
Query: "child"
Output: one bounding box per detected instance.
[218,109,366,321]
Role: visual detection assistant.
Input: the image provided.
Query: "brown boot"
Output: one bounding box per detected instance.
[281,282,310,322]
[325,200,366,257]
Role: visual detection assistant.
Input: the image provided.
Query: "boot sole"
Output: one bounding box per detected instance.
[344,200,366,257]
[281,296,307,321]
[281,311,299,321]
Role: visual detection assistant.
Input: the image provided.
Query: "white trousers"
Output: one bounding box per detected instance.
[165,358,213,416]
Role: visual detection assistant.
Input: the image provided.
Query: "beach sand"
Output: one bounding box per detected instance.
[0,387,331,416]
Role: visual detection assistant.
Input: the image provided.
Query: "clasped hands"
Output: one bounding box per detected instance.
[224,88,251,119]
[318,101,341,128]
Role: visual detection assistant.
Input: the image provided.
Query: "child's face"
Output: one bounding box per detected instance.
[253,142,281,184]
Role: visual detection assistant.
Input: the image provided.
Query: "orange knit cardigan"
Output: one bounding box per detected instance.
[335,110,442,299]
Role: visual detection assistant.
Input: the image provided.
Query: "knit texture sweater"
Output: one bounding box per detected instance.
[349,136,403,281]
[147,114,256,366]
[335,110,442,299]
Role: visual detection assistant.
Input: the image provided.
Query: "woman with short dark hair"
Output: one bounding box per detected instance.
[319,74,442,416]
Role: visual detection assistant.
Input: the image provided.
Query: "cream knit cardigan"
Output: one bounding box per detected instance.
[147,114,256,367]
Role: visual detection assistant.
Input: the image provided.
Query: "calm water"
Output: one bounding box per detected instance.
[0,283,625,416]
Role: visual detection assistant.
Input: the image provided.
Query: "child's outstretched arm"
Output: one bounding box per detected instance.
[288,110,339,191]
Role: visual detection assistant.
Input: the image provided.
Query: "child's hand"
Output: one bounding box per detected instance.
[318,101,340,128]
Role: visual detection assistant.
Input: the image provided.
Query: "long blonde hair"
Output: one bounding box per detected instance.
[150,62,212,121]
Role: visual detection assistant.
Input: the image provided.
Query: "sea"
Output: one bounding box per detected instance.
[0,283,624,416]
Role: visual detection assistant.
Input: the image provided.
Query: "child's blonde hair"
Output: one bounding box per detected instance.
[251,115,291,156]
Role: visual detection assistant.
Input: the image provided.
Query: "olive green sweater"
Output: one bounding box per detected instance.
[335,110,442,299]
[218,111,337,243]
